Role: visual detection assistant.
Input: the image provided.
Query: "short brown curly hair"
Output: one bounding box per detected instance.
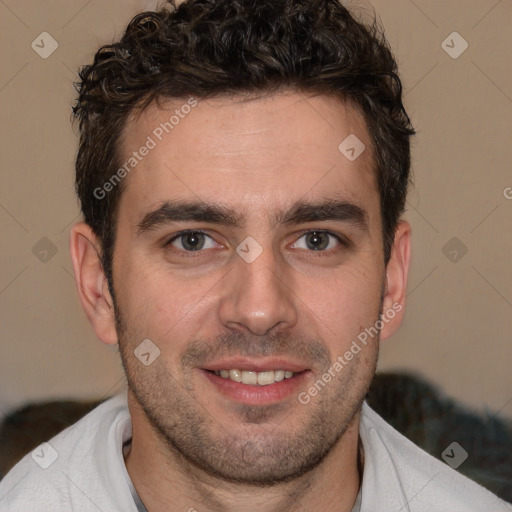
[73,0,415,286]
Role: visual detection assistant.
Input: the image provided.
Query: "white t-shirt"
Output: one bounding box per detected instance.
[0,392,510,511]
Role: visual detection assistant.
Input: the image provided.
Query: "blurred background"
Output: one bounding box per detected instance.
[0,0,511,425]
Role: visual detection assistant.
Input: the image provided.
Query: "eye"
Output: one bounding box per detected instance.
[291,230,344,251]
[167,230,218,251]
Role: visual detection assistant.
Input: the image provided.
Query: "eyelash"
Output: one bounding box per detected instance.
[292,229,349,253]
[165,229,216,256]
[165,229,350,256]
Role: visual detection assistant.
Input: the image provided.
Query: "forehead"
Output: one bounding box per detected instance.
[117,92,378,225]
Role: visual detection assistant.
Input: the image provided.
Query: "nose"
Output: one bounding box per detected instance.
[218,245,298,336]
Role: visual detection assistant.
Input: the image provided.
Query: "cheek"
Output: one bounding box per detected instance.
[114,258,219,350]
[300,263,383,351]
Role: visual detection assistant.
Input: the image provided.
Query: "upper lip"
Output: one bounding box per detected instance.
[201,358,309,373]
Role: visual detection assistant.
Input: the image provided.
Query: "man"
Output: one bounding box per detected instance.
[0,0,510,510]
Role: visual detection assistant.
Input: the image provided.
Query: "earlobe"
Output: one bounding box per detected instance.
[379,220,412,342]
[70,222,118,345]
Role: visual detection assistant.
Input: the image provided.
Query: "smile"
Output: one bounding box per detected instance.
[212,369,296,386]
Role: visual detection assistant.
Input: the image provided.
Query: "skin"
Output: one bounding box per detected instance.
[71,91,411,512]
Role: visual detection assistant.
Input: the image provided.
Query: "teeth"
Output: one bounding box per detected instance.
[257,371,275,385]
[241,371,258,385]
[214,369,297,385]
[229,369,242,382]
[274,370,285,382]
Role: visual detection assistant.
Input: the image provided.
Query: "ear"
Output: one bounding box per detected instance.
[70,222,118,345]
[379,220,411,342]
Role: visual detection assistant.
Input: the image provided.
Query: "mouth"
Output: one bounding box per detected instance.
[208,368,300,385]
[199,359,311,405]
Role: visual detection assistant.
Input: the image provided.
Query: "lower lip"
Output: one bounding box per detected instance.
[200,369,310,405]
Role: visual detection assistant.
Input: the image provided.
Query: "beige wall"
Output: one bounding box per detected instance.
[0,0,511,421]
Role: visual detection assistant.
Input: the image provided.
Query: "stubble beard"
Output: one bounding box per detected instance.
[114,303,379,486]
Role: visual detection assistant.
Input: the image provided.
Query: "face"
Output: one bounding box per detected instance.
[108,92,391,484]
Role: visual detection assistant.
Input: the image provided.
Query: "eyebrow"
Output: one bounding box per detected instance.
[137,201,243,234]
[278,199,368,231]
[136,198,368,235]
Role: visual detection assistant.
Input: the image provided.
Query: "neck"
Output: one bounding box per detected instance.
[124,392,362,512]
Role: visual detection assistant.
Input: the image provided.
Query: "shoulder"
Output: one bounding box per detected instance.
[0,393,134,512]
[359,402,512,512]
